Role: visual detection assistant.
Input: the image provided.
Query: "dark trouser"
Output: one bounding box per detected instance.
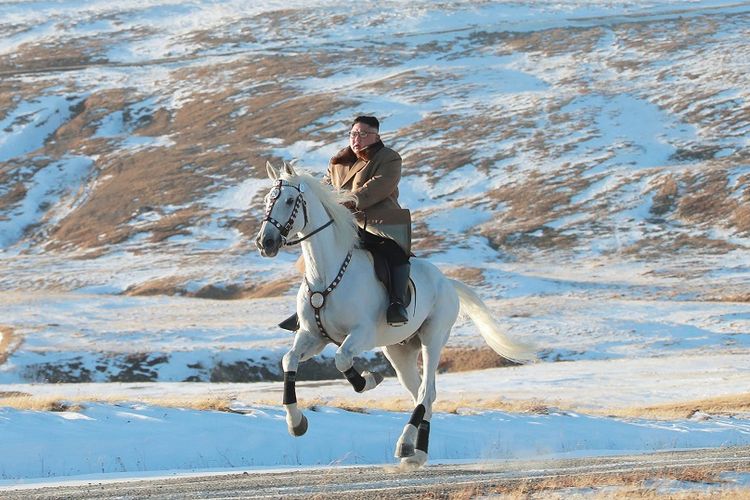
[358,228,409,265]
[359,229,410,325]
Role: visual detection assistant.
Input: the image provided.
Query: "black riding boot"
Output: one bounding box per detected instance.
[387,262,410,326]
[279,313,299,332]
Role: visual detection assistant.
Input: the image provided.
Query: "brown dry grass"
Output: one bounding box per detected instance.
[9,48,356,253]
[123,274,298,299]
[442,266,486,287]
[731,204,750,235]
[708,293,750,303]
[608,393,750,420]
[0,325,21,366]
[0,395,84,412]
[623,233,738,258]
[4,392,749,427]
[1,9,745,265]
[292,396,554,417]
[0,5,746,267]
[649,174,680,217]
[478,467,750,500]
[296,392,750,421]
[0,394,238,413]
[470,25,604,58]
[438,346,519,372]
[676,170,735,225]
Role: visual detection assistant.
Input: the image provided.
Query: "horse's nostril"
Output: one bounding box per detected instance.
[264,238,274,249]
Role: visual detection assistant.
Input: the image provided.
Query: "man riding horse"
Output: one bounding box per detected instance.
[279,115,411,331]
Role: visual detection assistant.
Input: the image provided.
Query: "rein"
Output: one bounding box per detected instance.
[285,219,334,246]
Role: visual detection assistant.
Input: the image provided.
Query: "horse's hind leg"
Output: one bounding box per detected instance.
[399,288,458,468]
[383,337,423,458]
[399,339,445,467]
[383,335,421,401]
[282,330,327,437]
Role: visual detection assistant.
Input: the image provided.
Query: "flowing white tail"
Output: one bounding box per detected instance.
[450,279,537,363]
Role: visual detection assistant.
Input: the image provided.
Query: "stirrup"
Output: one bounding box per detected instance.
[279,313,299,332]
[387,302,408,326]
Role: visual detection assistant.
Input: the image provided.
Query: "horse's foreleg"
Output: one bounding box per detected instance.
[282,331,326,437]
[334,328,383,393]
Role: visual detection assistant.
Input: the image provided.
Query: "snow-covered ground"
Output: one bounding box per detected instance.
[2,350,749,484]
[2,356,750,484]
[1,0,749,493]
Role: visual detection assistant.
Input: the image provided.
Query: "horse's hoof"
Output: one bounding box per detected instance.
[400,450,428,469]
[288,414,308,437]
[395,441,415,458]
[362,371,384,392]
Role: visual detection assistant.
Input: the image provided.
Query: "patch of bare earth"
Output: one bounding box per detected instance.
[3,8,749,265]
[0,38,105,75]
[0,326,22,366]
[124,275,298,299]
[610,393,750,420]
[449,467,750,500]
[438,346,518,372]
[709,293,750,303]
[2,40,358,252]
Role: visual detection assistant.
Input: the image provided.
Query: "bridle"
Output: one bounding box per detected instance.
[262,178,351,345]
[262,179,333,246]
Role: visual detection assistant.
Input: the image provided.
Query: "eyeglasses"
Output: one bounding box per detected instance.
[348,130,378,138]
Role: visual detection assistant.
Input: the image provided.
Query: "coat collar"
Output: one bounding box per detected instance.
[357,140,384,162]
[336,141,385,187]
[331,140,385,166]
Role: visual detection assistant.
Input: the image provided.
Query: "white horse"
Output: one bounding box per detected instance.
[255,161,536,468]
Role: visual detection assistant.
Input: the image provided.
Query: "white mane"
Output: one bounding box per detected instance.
[280,170,359,251]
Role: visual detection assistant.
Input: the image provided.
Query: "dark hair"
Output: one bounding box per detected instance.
[352,115,379,130]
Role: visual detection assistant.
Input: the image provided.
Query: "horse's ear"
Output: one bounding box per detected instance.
[282,161,296,177]
[266,161,278,180]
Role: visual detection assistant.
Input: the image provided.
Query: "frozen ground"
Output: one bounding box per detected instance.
[1,364,750,483]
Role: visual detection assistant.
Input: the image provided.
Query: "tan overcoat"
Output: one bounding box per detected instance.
[327,142,411,255]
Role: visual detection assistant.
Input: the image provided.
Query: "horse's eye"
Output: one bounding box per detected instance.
[285,197,294,205]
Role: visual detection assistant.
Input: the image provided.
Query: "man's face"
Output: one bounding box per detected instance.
[349,122,379,156]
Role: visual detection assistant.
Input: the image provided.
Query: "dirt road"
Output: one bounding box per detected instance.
[2,446,748,499]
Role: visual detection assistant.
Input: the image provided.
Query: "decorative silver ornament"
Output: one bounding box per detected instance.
[310,292,325,309]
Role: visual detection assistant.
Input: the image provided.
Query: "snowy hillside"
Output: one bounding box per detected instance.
[1,1,749,378]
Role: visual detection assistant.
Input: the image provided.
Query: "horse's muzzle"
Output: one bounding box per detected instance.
[256,229,281,257]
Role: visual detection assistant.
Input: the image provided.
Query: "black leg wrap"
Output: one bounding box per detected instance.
[283,371,297,405]
[409,404,426,427]
[344,367,366,393]
[416,421,430,454]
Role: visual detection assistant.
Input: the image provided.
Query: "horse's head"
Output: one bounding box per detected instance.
[255,161,308,257]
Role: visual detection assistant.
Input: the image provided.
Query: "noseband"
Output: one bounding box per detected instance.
[263,179,333,246]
